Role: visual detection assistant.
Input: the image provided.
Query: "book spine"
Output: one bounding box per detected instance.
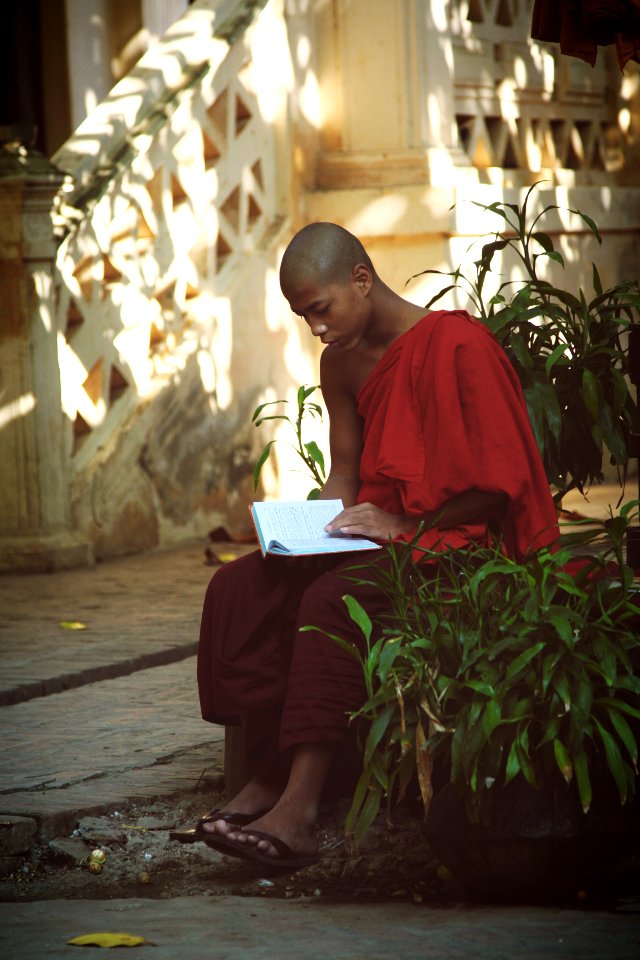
[249,504,268,558]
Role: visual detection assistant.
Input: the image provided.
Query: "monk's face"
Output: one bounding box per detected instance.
[283,267,372,351]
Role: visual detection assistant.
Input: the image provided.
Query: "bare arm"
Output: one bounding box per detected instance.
[324,489,507,540]
[318,349,363,507]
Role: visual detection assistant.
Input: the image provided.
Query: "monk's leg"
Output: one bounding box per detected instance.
[212,556,391,857]
[211,743,334,858]
[197,550,344,822]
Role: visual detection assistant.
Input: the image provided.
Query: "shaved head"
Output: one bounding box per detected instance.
[280,222,375,294]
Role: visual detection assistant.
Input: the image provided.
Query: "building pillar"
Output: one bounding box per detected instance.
[412,0,475,184]
[311,0,473,190]
[0,145,93,572]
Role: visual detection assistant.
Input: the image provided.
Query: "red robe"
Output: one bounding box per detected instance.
[197,311,559,757]
[356,310,559,558]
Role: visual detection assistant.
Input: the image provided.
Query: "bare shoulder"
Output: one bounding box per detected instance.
[320,344,374,400]
[320,344,350,392]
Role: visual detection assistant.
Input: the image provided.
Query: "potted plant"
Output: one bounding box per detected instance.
[414,182,639,503]
[324,509,640,899]
[249,190,640,897]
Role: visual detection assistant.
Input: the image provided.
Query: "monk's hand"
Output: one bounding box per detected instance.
[324,503,415,541]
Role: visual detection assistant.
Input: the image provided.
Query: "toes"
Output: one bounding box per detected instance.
[255,839,276,856]
[230,830,248,843]
[202,820,237,837]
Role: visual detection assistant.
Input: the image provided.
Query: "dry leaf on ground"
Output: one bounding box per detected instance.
[67,932,151,947]
[59,621,88,631]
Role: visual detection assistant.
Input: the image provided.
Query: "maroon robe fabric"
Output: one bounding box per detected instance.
[197,311,559,757]
[531,0,640,71]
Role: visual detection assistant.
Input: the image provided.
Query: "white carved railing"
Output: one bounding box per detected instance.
[450,0,632,178]
[52,0,280,474]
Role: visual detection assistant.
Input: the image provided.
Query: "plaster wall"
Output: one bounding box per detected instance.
[67,238,321,559]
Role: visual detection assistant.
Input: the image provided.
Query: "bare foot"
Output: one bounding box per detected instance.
[221,796,318,860]
[201,774,282,835]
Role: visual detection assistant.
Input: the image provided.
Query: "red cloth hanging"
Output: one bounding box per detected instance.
[531,0,640,70]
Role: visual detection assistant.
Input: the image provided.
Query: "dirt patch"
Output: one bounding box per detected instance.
[0,790,454,906]
[3,788,638,911]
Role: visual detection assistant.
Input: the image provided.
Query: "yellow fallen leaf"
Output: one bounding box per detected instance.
[67,932,150,948]
[59,621,87,631]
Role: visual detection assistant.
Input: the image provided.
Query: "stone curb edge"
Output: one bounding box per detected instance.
[0,643,198,706]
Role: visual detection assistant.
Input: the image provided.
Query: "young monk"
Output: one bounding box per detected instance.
[174,222,559,867]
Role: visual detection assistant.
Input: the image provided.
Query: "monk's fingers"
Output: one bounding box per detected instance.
[341,505,385,529]
[326,503,372,532]
[324,508,352,531]
[344,524,386,540]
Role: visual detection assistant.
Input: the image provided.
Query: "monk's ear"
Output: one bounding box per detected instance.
[351,263,372,295]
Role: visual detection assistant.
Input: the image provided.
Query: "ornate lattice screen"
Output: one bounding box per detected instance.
[451,0,628,177]
[54,30,277,470]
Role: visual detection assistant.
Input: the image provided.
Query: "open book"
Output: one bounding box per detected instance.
[250,499,382,558]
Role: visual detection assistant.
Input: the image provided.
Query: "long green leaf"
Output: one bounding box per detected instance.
[580,369,601,420]
[252,441,275,491]
[363,706,393,767]
[504,740,520,783]
[544,342,569,377]
[594,719,629,804]
[574,748,592,813]
[299,625,362,662]
[505,642,545,681]
[304,440,325,477]
[553,738,573,784]
[598,697,640,721]
[482,699,502,737]
[345,770,372,835]
[570,207,602,244]
[354,786,383,844]
[251,400,284,423]
[343,595,372,645]
[607,709,638,768]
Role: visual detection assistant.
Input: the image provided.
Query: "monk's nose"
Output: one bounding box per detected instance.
[310,322,328,337]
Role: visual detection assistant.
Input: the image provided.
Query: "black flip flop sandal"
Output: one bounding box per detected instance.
[169,807,271,844]
[202,827,319,869]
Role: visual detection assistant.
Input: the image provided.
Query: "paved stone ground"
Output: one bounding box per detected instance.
[2,896,640,960]
[0,541,223,705]
[0,540,242,841]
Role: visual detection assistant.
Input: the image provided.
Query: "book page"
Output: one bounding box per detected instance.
[251,500,381,555]
[253,500,343,545]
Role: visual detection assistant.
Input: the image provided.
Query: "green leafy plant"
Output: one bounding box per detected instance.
[251,385,326,499]
[414,183,640,501]
[311,506,640,843]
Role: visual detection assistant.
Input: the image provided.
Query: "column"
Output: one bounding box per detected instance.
[0,145,93,572]
[412,0,475,184]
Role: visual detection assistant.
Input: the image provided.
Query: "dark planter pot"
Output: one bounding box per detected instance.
[425,777,638,902]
